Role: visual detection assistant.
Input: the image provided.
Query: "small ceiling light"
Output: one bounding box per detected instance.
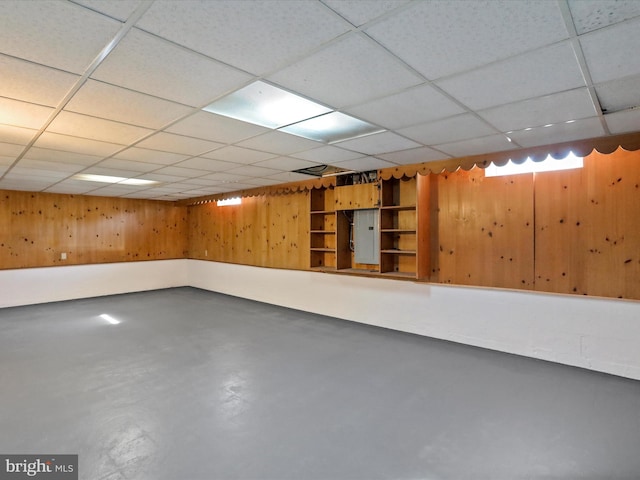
[484,152,583,177]
[543,123,553,128]
[505,135,512,142]
[217,197,242,206]
[280,111,383,143]
[524,127,532,131]
[203,81,331,129]
[73,173,159,186]
[565,119,576,124]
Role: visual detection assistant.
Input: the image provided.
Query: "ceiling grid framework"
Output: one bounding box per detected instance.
[0,0,639,200]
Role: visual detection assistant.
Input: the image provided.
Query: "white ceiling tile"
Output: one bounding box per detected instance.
[366,0,568,80]
[290,145,364,163]
[94,158,163,173]
[604,109,640,134]
[200,172,250,183]
[135,132,223,156]
[92,28,252,107]
[47,111,153,145]
[0,155,14,169]
[508,117,605,148]
[595,74,640,113]
[0,0,121,74]
[0,55,80,107]
[0,98,53,129]
[580,18,640,83]
[136,0,350,75]
[237,131,322,155]
[33,132,123,157]
[166,111,269,144]
[253,157,320,171]
[138,173,190,183]
[201,146,276,164]
[569,0,640,34]
[241,177,285,187]
[378,147,451,165]
[65,80,195,129]
[268,34,423,108]
[44,181,98,194]
[0,142,25,157]
[89,184,150,197]
[323,0,410,26]
[73,0,144,22]
[0,126,36,146]
[5,168,68,180]
[179,178,224,187]
[434,134,515,158]
[175,157,241,172]
[398,114,496,145]
[436,42,585,111]
[224,165,282,177]
[264,172,317,183]
[0,179,54,191]
[332,156,395,171]
[152,166,209,178]
[345,84,465,130]
[478,88,598,132]
[23,147,104,166]
[211,182,257,192]
[15,158,85,173]
[112,147,189,165]
[334,131,420,155]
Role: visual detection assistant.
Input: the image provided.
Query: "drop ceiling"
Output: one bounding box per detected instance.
[1,0,639,201]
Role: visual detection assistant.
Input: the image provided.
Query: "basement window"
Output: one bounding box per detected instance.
[484,152,583,177]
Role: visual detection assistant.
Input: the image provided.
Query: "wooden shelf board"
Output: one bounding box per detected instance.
[380,229,416,233]
[310,230,336,234]
[379,271,417,279]
[380,205,416,211]
[310,248,336,252]
[380,249,417,255]
[310,210,336,215]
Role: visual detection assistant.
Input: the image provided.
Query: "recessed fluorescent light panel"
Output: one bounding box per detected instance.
[99,313,120,325]
[484,152,583,177]
[73,173,159,186]
[203,81,331,129]
[280,111,383,143]
[203,81,386,143]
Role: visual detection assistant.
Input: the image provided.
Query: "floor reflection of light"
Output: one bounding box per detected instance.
[99,314,120,325]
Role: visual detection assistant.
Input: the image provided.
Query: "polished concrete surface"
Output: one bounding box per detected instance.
[1,287,639,480]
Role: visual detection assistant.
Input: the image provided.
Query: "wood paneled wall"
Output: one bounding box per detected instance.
[534,149,640,299]
[434,168,535,290]
[188,193,309,270]
[0,190,188,269]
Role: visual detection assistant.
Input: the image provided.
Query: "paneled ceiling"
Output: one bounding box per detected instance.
[1,0,639,200]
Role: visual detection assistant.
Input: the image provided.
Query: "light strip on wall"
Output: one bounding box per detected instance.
[217,197,242,206]
[484,152,584,177]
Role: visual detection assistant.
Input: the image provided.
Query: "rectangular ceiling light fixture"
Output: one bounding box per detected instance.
[203,81,331,129]
[73,173,159,186]
[203,81,384,143]
[484,152,583,177]
[280,111,383,143]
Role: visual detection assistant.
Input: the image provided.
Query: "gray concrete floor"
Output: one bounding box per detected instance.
[1,287,639,480]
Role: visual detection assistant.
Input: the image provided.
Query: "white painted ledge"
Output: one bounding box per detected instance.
[1,259,639,381]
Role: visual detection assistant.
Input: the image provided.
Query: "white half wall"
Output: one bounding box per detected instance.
[188,260,640,381]
[2,259,639,381]
[0,260,188,308]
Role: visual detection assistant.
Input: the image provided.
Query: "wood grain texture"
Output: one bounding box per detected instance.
[534,149,640,299]
[435,168,535,289]
[335,183,379,210]
[188,192,309,270]
[0,190,188,269]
